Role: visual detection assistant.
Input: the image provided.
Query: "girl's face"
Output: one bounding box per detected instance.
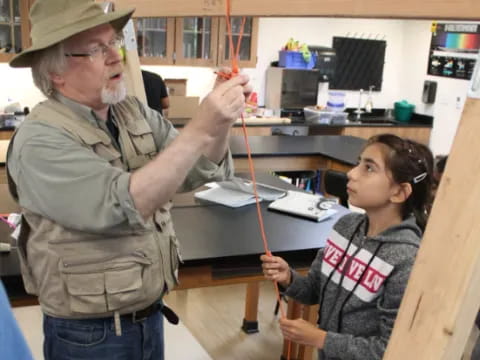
[347,143,402,211]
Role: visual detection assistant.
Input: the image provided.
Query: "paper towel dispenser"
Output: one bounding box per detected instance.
[309,46,336,82]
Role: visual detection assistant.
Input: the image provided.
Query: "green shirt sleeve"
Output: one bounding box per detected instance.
[8,120,146,232]
[8,98,233,233]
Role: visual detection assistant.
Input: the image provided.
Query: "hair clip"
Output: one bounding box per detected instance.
[412,172,427,184]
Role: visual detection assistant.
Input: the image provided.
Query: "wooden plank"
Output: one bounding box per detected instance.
[384,96,480,359]
[114,0,480,20]
[102,2,146,103]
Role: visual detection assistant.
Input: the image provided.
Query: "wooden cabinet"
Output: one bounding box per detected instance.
[341,126,431,145]
[309,126,431,145]
[0,0,33,63]
[228,125,432,144]
[136,17,175,65]
[174,16,219,67]
[135,16,258,68]
[217,17,258,68]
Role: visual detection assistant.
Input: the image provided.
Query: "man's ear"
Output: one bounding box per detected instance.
[391,182,412,204]
[50,73,64,87]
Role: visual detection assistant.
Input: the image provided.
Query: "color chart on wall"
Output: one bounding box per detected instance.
[428,22,480,80]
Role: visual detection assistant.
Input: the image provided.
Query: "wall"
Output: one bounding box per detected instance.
[400,20,474,155]
[0,18,476,155]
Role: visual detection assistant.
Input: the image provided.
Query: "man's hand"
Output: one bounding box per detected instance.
[214,67,253,100]
[260,254,291,287]
[188,73,250,139]
[279,318,327,349]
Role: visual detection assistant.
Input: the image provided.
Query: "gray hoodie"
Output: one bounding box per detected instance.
[285,212,421,360]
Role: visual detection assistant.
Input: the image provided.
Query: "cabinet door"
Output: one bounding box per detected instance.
[136,17,175,65]
[0,0,30,62]
[174,16,218,67]
[217,17,258,68]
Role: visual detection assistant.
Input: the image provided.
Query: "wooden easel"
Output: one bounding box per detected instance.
[112,1,480,358]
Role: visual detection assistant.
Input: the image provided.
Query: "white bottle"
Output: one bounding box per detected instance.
[365,86,375,113]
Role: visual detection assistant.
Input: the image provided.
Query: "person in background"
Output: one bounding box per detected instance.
[6,0,250,359]
[0,281,34,360]
[261,134,434,360]
[141,69,169,116]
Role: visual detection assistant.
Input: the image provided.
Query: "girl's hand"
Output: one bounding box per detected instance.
[260,254,291,287]
[279,318,327,349]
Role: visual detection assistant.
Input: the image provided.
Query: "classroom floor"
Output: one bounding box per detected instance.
[13,305,213,360]
[12,280,479,360]
[11,280,289,360]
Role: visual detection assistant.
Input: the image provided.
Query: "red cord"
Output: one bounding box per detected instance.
[224,1,291,358]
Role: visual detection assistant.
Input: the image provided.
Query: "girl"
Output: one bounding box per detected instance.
[261,134,434,360]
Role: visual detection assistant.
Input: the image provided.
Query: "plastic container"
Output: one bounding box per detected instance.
[394,100,415,122]
[304,107,348,124]
[326,91,346,112]
[279,50,316,69]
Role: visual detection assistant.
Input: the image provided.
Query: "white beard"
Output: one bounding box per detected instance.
[101,80,127,104]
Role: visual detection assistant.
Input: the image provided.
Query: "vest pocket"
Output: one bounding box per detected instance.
[60,253,152,314]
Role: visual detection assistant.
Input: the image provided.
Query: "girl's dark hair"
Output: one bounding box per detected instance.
[366,134,434,231]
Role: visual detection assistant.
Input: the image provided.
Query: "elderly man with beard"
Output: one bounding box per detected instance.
[6,1,250,359]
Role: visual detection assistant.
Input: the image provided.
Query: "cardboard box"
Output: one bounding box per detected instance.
[0,140,9,164]
[166,96,200,119]
[164,79,187,97]
[0,184,19,213]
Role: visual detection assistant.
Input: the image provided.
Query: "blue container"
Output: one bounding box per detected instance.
[279,50,316,69]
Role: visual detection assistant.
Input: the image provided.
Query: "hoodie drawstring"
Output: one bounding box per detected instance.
[336,242,384,332]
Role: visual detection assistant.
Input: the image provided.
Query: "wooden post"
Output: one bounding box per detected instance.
[102,2,146,103]
[113,0,480,19]
[384,93,480,359]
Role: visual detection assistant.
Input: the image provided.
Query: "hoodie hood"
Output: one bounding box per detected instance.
[335,212,422,247]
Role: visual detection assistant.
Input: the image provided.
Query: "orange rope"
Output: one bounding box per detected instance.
[224,1,291,358]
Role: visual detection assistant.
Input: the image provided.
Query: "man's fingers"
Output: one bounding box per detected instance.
[214,74,250,96]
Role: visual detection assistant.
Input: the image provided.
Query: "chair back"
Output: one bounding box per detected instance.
[323,169,349,207]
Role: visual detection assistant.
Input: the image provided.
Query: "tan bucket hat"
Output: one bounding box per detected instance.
[10,0,134,68]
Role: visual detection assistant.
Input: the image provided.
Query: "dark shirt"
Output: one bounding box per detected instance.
[141,70,168,115]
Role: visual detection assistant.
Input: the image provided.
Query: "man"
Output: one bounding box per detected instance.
[141,69,169,116]
[7,0,250,359]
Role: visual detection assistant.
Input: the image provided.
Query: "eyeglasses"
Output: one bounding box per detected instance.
[64,36,124,61]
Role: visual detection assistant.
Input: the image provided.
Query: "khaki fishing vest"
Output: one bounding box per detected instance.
[9,97,181,320]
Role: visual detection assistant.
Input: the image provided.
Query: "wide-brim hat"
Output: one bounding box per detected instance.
[10,0,134,68]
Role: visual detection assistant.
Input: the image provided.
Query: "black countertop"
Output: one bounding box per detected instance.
[230,135,365,166]
[170,110,433,129]
[0,173,349,276]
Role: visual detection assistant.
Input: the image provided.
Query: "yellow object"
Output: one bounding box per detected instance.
[119,47,126,61]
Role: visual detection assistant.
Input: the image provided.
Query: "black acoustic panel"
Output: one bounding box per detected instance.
[330,37,386,91]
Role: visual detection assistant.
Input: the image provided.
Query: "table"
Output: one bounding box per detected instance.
[0,152,361,359]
